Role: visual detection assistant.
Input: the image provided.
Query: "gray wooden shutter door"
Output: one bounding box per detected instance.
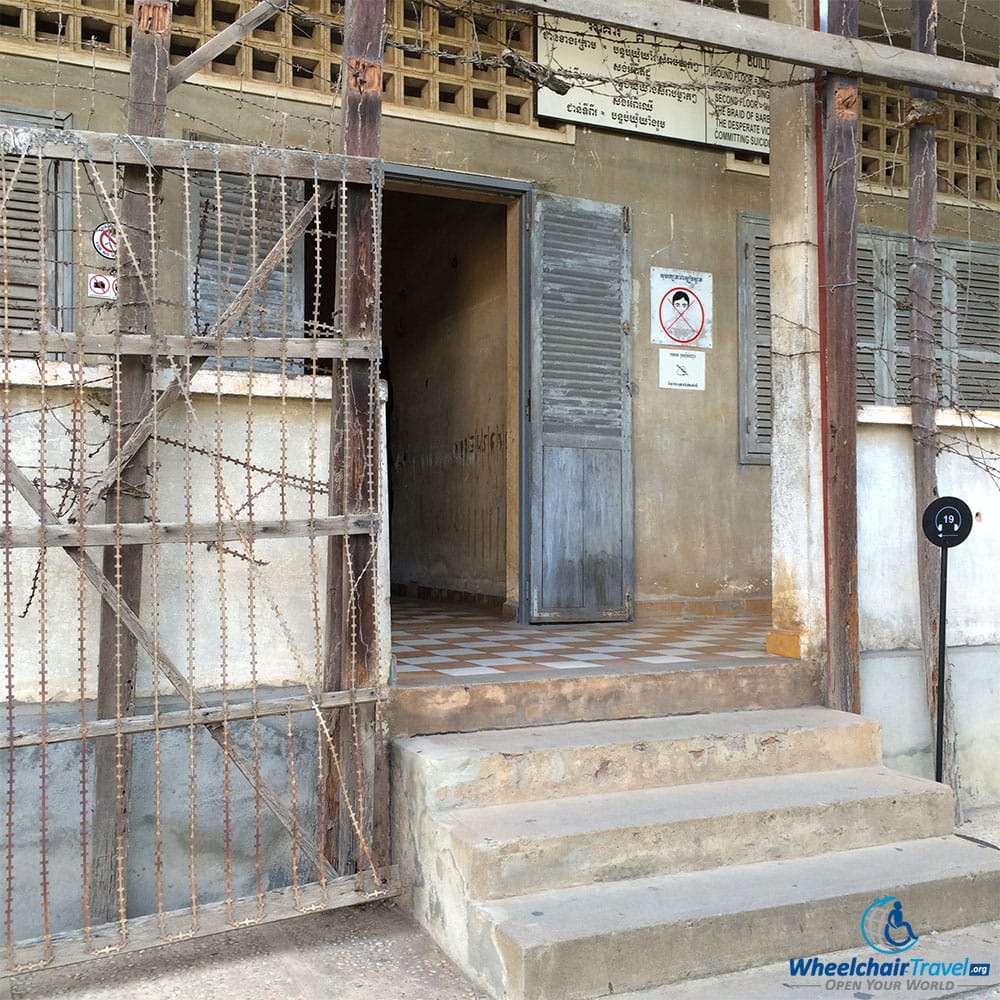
[528,194,633,622]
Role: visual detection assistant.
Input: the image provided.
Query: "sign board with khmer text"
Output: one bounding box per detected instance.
[537,16,770,154]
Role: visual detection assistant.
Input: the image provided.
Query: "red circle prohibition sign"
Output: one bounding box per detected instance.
[93,222,118,259]
[658,286,705,344]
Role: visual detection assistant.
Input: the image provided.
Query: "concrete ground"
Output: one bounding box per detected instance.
[3,901,490,1000]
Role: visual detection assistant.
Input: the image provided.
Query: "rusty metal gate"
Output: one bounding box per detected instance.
[1,1,392,974]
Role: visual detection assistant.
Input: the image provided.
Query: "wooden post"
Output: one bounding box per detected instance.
[90,0,171,926]
[822,0,861,714]
[907,0,952,796]
[323,0,388,878]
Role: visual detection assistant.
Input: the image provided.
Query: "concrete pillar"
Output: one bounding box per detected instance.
[766,0,828,662]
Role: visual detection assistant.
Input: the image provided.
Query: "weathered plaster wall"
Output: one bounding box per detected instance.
[4,698,318,940]
[382,192,508,598]
[858,421,1000,649]
[861,647,1000,808]
[858,420,1000,808]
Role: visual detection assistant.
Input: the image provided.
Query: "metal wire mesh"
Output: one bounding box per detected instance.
[1,125,391,974]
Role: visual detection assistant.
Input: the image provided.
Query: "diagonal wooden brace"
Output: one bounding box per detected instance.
[4,455,340,882]
[167,0,290,92]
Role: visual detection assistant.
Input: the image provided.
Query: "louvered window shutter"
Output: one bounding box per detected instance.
[855,242,880,405]
[890,240,915,406]
[0,108,68,332]
[951,246,1000,410]
[738,214,772,464]
[192,174,305,372]
[739,218,1000,466]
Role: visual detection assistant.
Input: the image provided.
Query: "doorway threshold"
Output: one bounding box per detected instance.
[387,600,821,737]
[390,597,775,687]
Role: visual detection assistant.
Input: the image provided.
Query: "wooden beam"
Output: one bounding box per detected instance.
[3,331,379,360]
[3,457,338,883]
[89,0,172,927]
[168,0,290,91]
[524,0,1000,98]
[823,0,861,715]
[2,514,378,548]
[1,689,380,750]
[908,0,951,802]
[323,0,387,881]
[0,126,378,184]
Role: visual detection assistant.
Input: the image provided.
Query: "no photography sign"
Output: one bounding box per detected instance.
[651,268,712,348]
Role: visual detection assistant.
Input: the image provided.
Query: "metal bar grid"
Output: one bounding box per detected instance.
[1,124,389,972]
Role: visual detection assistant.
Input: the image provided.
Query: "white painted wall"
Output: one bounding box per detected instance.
[858,414,1000,807]
[859,416,1000,649]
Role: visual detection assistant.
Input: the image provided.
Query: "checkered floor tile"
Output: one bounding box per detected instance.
[390,599,773,685]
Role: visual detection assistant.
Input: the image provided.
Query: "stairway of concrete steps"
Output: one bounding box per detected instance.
[393,701,1000,1000]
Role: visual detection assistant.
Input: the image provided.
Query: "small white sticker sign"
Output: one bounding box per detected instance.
[87,273,118,300]
[659,349,706,391]
[651,268,713,348]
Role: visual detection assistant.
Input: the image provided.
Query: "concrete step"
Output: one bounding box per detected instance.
[448,766,954,898]
[469,836,1000,1000]
[388,658,822,737]
[394,706,882,810]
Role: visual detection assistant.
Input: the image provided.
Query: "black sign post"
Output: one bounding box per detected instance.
[921,496,973,783]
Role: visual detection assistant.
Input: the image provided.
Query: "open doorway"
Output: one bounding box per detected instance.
[381,185,519,618]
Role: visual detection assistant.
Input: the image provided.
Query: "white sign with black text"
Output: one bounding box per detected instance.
[537,16,769,154]
[659,349,706,391]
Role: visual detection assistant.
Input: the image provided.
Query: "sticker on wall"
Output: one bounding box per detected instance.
[651,268,712,348]
[92,222,117,259]
[87,273,118,300]
[659,348,706,391]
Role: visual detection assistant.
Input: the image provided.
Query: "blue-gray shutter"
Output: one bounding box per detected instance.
[889,238,920,406]
[855,242,880,404]
[950,246,1000,409]
[528,193,633,622]
[740,219,1000,460]
[738,214,772,463]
